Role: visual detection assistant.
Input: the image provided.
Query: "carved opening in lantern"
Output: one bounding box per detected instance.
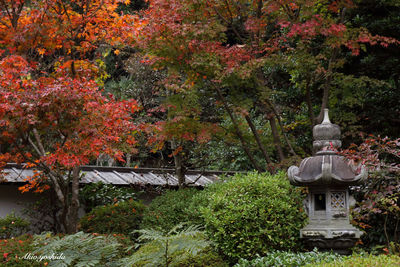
[314,193,326,211]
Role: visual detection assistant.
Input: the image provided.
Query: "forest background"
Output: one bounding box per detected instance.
[0,0,399,232]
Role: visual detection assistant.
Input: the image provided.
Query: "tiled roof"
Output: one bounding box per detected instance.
[0,164,235,187]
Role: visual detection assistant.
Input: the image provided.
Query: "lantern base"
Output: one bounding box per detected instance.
[300,222,363,254]
[302,237,360,255]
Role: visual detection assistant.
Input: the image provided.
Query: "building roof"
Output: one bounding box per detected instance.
[0,164,234,187]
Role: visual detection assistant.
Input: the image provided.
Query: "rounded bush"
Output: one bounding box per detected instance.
[79,199,145,237]
[140,188,202,232]
[196,171,307,262]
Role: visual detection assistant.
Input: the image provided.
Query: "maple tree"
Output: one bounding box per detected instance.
[132,0,398,171]
[0,55,139,233]
[0,0,139,233]
[142,93,220,186]
[0,0,136,83]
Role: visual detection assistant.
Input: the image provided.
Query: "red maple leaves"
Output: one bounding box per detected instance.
[0,1,140,197]
[0,55,139,171]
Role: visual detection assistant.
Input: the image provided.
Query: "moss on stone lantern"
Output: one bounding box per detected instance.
[288,109,367,254]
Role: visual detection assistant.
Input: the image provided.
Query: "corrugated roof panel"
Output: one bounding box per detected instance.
[97,172,124,185]
[1,165,226,187]
[131,172,149,184]
[184,174,196,184]
[199,174,217,185]
[91,170,109,184]
[2,169,18,182]
[11,168,35,182]
[165,173,178,185]
[81,171,97,183]
[111,171,131,185]
[185,174,203,186]
[158,172,179,186]
[193,175,215,186]
[152,172,174,185]
[145,172,165,185]
[107,172,129,185]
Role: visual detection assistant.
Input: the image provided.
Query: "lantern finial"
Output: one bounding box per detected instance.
[322,109,331,124]
[313,108,341,152]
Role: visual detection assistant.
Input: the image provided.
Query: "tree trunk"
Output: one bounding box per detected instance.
[268,116,285,162]
[244,114,274,172]
[213,85,263,172]
[65,166,80,233]
[315,9,346,124]
[264,100,297,157]
[315,83,330,124]
[315,48,338,124]
[60,205,68,234]
[171,140,185,188]
[126,153,131,167]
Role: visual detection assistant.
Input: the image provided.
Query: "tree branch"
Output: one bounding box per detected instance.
[33,128,46,156]
[212,84,263,171]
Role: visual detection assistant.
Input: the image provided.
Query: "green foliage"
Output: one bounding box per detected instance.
[121,224,227,267]
[310,254,400,267]
[32,232,131,267]
[191,112,275,171]
[342,0,400,140]
[21,192,61,233]
[79,199,145,237]
[0,213,30,239]
[196,171,307,262]
[235,249,342,267]
[0,234,41,267]
[80,182,137,212]
[140,188,202,232]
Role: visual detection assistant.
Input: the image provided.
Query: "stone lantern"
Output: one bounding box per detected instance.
[288,109,367,253]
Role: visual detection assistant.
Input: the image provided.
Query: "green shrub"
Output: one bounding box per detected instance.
[121,225,227,267]
[196,171,307,262]
[0,213,30,239]
[0,234,41,267]
[80,182,137,212]
[310,254,400,267]
[235,249,342,267]
[32,231,132,267]
[79,199,145,237]
[140,188,202,232]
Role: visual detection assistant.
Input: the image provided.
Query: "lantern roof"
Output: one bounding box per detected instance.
[288,109,367,186]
